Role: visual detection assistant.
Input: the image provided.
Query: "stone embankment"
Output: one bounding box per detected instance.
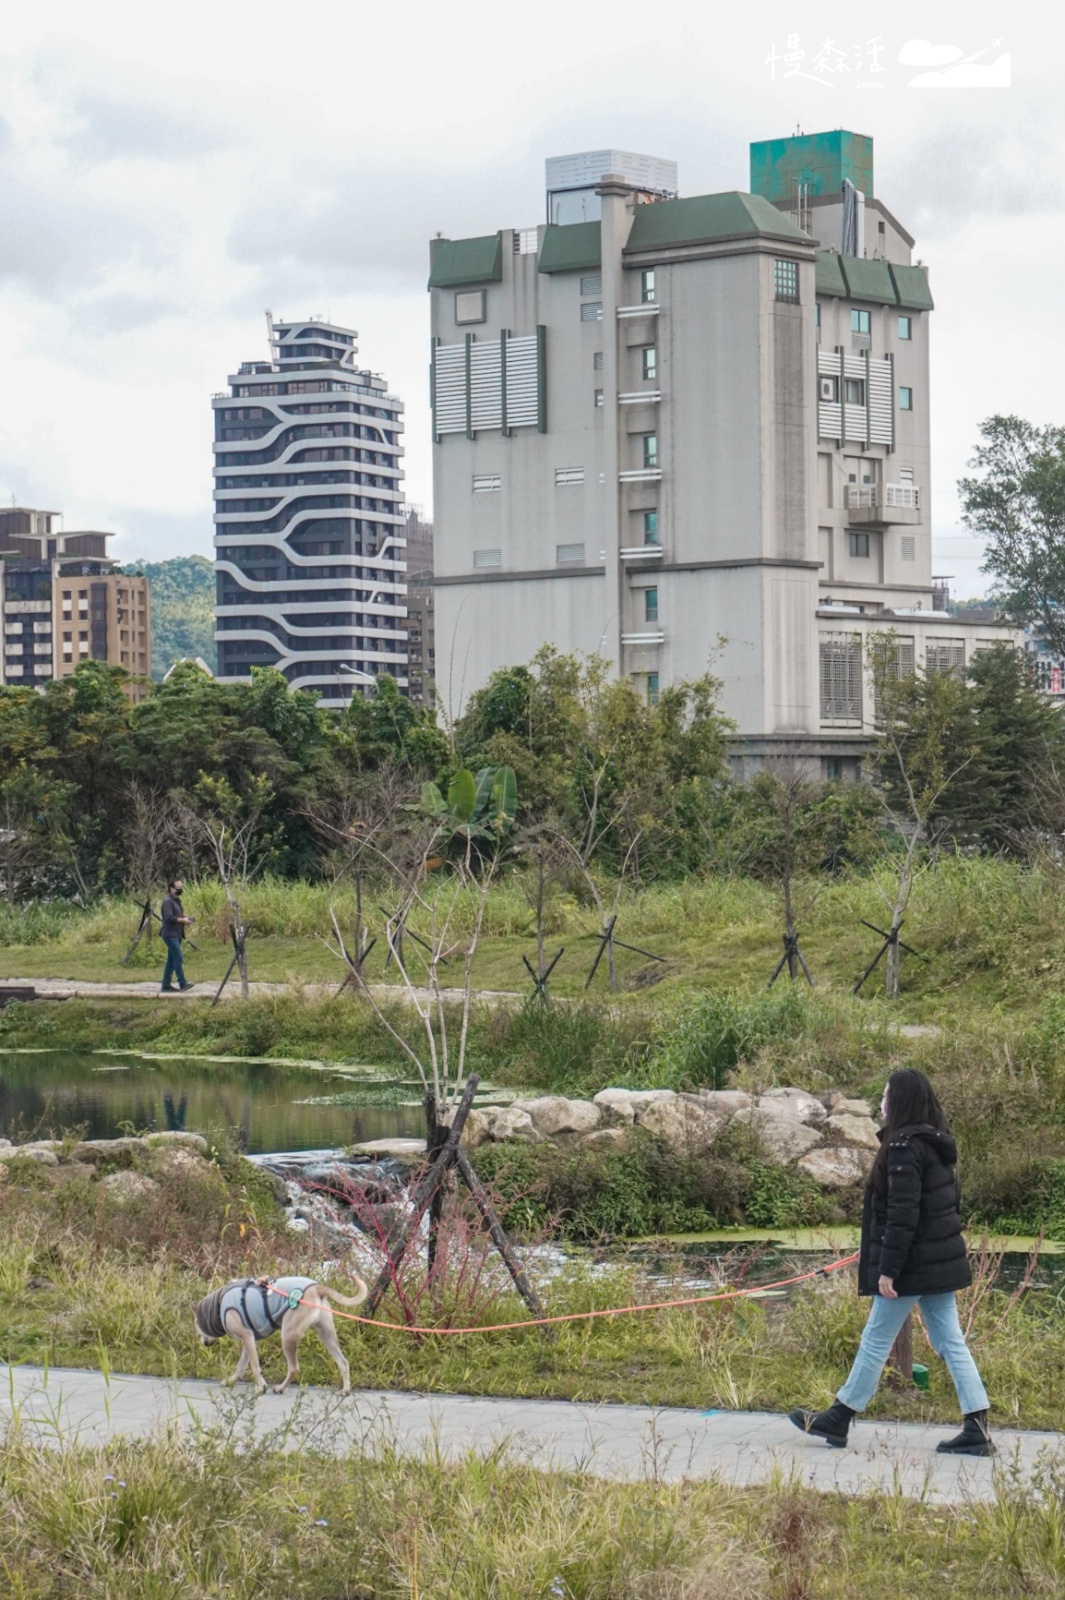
[0,1131,221,1202]
[459,1087,881,1189]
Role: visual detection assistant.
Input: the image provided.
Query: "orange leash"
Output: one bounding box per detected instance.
[265,1251,860,1338]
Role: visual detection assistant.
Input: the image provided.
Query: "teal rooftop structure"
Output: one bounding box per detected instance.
[749,130,874,204]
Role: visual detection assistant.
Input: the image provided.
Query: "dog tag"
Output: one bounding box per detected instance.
[287,1287,304,1310]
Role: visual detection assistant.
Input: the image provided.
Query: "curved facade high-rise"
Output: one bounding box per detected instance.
[213,317,407,704]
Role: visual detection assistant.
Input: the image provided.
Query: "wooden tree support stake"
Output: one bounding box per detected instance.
[585,914,666,990]
[853,919,923,996]
[767,932,814,989]
[335,933,378,997]
[522,946,564,1005]
[362,1072,548,1336]
[378,904,441,973]
[123,898,155,965]
[211,920,252,1008]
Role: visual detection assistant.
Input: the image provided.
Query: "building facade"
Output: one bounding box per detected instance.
[0,509,151,696]
[428,131,1017,771]
[213,317,407,705]
[403,507,435,706]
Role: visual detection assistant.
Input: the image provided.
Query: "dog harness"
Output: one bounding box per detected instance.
[198,1277,316,1341]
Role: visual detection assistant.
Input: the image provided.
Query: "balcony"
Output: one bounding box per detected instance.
[620,545,664,561]
[619,467,662,483]
[844,483,921,527]
[618,391,662,405]
[617,303,661,319]
[621,630,665,645]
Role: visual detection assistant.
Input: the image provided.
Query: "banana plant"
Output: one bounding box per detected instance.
[420,764,517,849]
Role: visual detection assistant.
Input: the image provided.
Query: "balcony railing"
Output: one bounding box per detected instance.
[620,545,664,560]
[844,483,920,512]
[885,483,920,508]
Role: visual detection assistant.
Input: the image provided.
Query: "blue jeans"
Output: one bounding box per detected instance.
[161,936,187,990]
[837,1291,989,1415]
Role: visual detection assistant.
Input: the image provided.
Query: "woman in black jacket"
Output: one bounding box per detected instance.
[788,1068,992,1455]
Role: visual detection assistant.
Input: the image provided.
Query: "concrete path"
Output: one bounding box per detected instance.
[3,1364,1061,1503]
[3,976,521,1007]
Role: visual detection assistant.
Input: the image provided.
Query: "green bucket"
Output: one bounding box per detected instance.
[912,1364,930,1391]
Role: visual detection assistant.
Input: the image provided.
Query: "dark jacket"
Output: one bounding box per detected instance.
[160,893,185,940]
[857,1124,971,1298]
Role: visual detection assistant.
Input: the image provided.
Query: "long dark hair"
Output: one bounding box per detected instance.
[869,1068,951,1192]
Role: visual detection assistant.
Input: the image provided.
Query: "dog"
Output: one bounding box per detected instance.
[192,1274,368,1395]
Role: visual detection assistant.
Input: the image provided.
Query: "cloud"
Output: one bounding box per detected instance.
[909,56,1011,89]
[898,40,965,67]
[67,88,234,164]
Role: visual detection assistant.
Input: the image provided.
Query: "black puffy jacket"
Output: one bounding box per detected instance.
[857,1124,972,1298]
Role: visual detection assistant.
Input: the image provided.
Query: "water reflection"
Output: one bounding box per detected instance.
[0,1051,425,1154]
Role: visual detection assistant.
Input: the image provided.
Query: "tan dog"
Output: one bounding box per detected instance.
[192,1274,368,1394]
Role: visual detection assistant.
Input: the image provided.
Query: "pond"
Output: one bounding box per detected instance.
[0,1049,428,1154]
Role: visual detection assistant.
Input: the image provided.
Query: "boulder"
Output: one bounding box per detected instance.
[825,1113,881,1151]
[474,1107,543,1145]
[826,1094,876,1118]
[732,1109,822,1163]
[756,1088,828,1126]
[143,1132,209,1154]
[511,1096,600,1140]
[349,1138,427,1159]
[19,1139,63,1152]
[147,1147,216,1181]
[798,1147,873,1189]
[101,1171,160,1205]
[580,1128,630,1151]
[0,1146,59,1166]
[456,1108,489,1151]
[636,1094,735,1152]
[693,1089,753,1117]
[592,1088,676,1126]
[70,1137,144,1167]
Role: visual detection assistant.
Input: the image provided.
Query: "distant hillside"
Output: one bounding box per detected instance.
[124,555,216,680]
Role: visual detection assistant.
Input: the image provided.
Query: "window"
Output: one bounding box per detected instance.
[826,759,840,781]
[851,309,870,333]
[644,587,659,623]
[901,535,916,561]
[580,274,602,296]
[580,302,603,322]
[848,532,870,558]
[644,511,659,544]
[646,671,659,706]
[819,632,863,720]
[925,638,965,675]
[642,347,657,381]
[454,291,486,325]
[642,434,659,469]
[844,378,866,406]
[898,316,912,340]
[472,473,501,492]
[472,548,502,568]
[899,386,913,411]
[641,269,656,303]
[815,303,821,341]
[515,228,538,254]
[774,259,799,302]
[556,543,585,564]
[593,352,604,370]
[554,467,584,486]
[594,389,604,407]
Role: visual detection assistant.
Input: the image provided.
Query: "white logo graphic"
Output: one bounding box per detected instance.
[900,38,1011,87]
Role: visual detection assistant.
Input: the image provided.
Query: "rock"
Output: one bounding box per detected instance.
[756,1088,828,1126]
[825,1113,881,1151]
[456,1108,489,1150]
[0,1147,59,1166]
[581,1128,630,1151]
[593,1088,676,1126]
[636,1094,735,1152]
[0,1164,8,1183]
[732,1109,822,1163]
[798,1147,873,1188]
[0,1138,12,1149]
[147,1147,216,1181]
[101,1171,160,1204]
[693,1089,753,1116]
[70,1137,144,1166]
[143,1132,209,1154]
[474,1107,543,1145]
[348,1138,427,1159]
[511,1096,600,1140]
[826,1093,875,1118]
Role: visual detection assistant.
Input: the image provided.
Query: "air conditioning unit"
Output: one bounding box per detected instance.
[819,377,837,402]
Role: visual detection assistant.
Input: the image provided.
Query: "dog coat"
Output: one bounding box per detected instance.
[195,1277,316,1341]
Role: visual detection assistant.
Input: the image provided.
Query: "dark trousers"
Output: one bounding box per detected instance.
[162,936,187,990]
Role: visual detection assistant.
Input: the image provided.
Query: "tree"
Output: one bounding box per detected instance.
[959,415,1065,653]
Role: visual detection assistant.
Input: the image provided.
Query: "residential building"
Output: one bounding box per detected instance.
[213,316,407,705]
[404,507,435,706]
[428,131,1018,773]
[0,508,151,697]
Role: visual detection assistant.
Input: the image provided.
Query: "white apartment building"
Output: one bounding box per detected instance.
[213,317,407,705]
[428,130,1017,773]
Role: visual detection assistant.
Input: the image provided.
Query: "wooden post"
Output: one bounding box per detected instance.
[455,1147,550,1328]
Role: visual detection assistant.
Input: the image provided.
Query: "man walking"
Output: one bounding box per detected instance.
[160,878,195,994]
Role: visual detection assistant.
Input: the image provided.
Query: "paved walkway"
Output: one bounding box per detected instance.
[3,977,520,1007]
[3,1365,1061,1503]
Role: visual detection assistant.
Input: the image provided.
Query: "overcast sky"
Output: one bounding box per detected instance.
[0,0,1060,597]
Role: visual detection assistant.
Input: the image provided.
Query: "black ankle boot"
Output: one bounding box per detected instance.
[787,1399,855,1448]
[936,1411,995,1456]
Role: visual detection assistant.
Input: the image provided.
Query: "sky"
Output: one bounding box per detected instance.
[0,0,1061,598]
